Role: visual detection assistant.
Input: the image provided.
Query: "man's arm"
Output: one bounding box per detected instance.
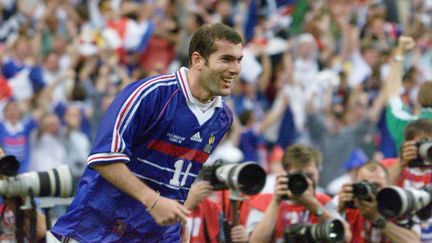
[93,162,190,225]
[288,176,334,221]
[381,221,420,243]
[383,36,415,99]
[357,195,420,243]
[249,174,287,243]
[183,181,213,210]
[384,36,416,150]
[388,140,417,184]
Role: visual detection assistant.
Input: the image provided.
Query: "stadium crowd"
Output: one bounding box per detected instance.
[1,0,432,242]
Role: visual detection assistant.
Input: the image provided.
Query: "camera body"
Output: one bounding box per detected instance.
[409,139,432,167]
[284,219,345,243]
[345,181,377,208]
[198,160,266,195]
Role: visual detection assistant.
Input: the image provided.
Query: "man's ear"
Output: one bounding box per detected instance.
[191,52,204,70]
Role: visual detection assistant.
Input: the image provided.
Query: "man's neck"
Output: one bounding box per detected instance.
[186,69,215,103]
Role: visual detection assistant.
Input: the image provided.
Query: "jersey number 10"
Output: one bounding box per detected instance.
[169,160,192,187]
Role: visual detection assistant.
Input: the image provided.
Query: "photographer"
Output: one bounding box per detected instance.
[387,119,432,241]
[184,180,248,243]
[247,144,350,243]
[338,161,420,243]
[0,147,46,242]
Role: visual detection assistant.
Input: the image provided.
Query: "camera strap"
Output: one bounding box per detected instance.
[202,214,211,243]
[14,198,24,243]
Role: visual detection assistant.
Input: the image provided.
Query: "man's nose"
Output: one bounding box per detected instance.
[229,61,241,75]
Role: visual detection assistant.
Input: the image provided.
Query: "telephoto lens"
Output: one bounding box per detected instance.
[199,160,266,195]
[0,164,74,198]
[377,185,432,218]
[284,219,345,243]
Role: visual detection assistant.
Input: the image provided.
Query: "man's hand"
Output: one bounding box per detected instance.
[397,36,415,53]
[338,184,354,213]
[357,194,380,221]
[148,196,190,226]
[231,224,248,243]
[273,173,289,203]
[401,140,418,168]
[287,176,317,208]
[184,181,213,210]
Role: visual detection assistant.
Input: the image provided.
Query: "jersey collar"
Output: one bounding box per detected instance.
[176,67,223,108]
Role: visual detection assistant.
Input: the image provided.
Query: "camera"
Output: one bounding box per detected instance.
[352,181,378,200]
[284,219,345,243]
[0,164,74,198]
[287,172,309,196]
[345,181,377,208]
[409,139,432,167]
[198,160,266,195]
[377,185,432,220]
[345,181,378,208]
[0,155,20,176]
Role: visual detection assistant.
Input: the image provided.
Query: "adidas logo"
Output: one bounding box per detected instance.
[190,132,202,142]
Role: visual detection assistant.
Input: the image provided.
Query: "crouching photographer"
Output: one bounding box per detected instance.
[338,161,420,243]
[184,160,266,242]
[0,148,46,242]
[248,144,351,243]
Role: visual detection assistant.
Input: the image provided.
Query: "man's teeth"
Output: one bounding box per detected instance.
[223,77,234,83]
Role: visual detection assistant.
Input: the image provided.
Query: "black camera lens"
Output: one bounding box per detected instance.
[0,155,20,176]
[419,141,432,163]
[288,173,308,195]
[410,139,432,167]
[284,219,345,242]
[352,181,376,200]
[311,219,345,242]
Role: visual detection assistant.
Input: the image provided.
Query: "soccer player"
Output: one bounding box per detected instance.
[51,23,243,242]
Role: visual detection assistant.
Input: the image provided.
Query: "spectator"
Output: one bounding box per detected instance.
[384,36,432,152]
[62,104,90,186]
[30,113,65,172]
[0,100,37,173]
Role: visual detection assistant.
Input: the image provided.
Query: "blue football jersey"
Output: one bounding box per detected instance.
[51,67,233,242]
[0,117,37,173]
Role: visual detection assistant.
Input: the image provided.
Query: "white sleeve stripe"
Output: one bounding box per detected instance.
[388,97,416,120]
[111,75,177,153]
[87,153,130,164]
[116,81,178,152]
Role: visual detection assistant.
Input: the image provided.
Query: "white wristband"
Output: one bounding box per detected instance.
[394,54,404,62]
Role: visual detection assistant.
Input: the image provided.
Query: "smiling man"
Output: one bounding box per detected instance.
[51,23,243,242]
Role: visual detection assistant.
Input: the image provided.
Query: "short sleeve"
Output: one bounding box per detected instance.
[86,80,161,168]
